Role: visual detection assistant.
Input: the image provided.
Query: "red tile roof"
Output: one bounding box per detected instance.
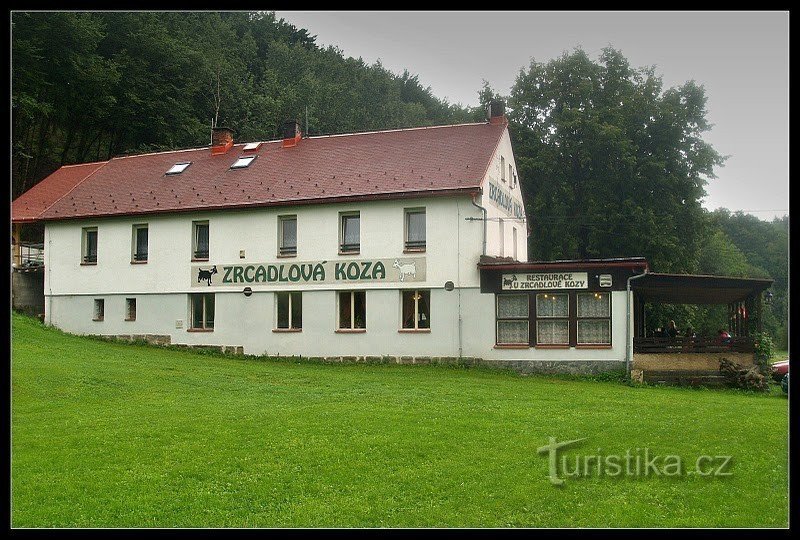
[13,122,506,223]
[12,161,107,223]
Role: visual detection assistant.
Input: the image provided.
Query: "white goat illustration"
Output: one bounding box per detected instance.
[393,259,416,282]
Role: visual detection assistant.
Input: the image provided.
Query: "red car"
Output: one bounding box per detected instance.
[771,359,789,382]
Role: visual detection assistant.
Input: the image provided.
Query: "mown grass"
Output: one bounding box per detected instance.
[11,313,788,527]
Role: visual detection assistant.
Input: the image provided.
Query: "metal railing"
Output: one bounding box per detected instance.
[12,242,44,268]
[634,336,754,354]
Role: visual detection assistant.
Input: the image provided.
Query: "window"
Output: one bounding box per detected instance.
[242,142,262,152]
[401,290,430,330]
[230,155,256,169]
[93,298,104,321]
[192,221,209,260]
[499,218,505,257]
[125,298,137,321]
[508,164,513,185]
[278,216,297,256]
[276,292,302,330]
[496,294,529,345]
[340,212,360,253]
[404,208,426,251]
[512,227,518,260]
[82,227,98,264]
[500,155,506,182]
[132,224,148,262]
[536,293,569,345]
[189,293,214,330]
[166,162,191,175]
[338,291,366,330]
[577,292,611,345]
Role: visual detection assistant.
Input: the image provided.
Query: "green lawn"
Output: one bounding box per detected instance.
[11,313,788,527]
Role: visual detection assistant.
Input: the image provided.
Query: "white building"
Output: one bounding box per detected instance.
[13,103,651,373]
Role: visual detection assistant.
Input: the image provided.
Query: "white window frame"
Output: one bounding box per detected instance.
[401,290,431,330]
[189,293,214,331]
[338,290,366,330]
[276,291,302,330]
[166,162,191,175]
[500,155,506,182]
[230,155,256,169]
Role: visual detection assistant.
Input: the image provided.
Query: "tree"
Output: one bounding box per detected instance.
[507,47,725,272]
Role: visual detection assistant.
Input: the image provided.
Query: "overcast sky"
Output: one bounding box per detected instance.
[276,11,789,221]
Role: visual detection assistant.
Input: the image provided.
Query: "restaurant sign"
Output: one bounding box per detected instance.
[487,181,525,219]
[191,257,426,287]
[501,272,588,290]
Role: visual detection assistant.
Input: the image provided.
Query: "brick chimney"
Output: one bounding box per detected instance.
[487,100,507,125]
[282,120,302,148]
[211,127,234,155]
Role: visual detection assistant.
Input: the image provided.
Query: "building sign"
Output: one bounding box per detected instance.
[501,272,588,290]
[191,257,426,288]
[487,181,525,219]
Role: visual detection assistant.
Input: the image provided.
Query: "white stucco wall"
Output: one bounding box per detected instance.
[40,124,627,366]
[480,129,528,262]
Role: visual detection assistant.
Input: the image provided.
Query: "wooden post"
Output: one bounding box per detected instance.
[12,223,21,267]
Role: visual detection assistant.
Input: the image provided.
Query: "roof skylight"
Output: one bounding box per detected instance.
[242,142,262,152]
[230,156,256,169]
[166,162,192,175]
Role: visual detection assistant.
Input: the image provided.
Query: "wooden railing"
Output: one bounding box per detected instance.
[634,336,754,354]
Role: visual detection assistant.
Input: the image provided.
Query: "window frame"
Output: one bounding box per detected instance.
[498,218,505,257]
[125,298,137,321]
[188,293,214,331]
[275,291,302,331]
[131,224,149,263]
[339,212,360,254]
[93,298,104,321]
[404,208,426,252]
[192,220,209,261]
[400,289,431,331]
[278,215,298,257]
[81,227,98,265]
[495,293,530,346]
[500,155,506,182]
[576,292,612,347]
[535,292,570,347]
[337,290,366,331]
[230,155,256,169]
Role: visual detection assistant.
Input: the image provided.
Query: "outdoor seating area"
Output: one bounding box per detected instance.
[630,272,773,384]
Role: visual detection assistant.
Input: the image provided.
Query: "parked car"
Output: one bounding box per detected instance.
[781,373,788,394]
[771,359,789,382]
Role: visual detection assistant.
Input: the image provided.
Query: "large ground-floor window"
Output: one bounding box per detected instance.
[338,290,366,330]
[494,291,613,347]
[276,291,302,330]
[401,290,430,330]
[496,294,529,345]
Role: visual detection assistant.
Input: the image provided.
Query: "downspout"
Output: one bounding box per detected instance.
[471,193,487,256]
[626,268,649,376]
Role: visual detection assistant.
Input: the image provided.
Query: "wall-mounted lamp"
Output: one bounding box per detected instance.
[444,281,455,291]
[243,287,253,297]
[764,291,773,305]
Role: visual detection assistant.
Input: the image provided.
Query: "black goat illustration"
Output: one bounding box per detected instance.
[503,275,517,287]
[198,265,217,286]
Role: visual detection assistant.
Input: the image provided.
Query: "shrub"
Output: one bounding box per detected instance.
[753,332,774,376]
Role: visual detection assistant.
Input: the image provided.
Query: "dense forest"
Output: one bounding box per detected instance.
[10,11,788,347]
